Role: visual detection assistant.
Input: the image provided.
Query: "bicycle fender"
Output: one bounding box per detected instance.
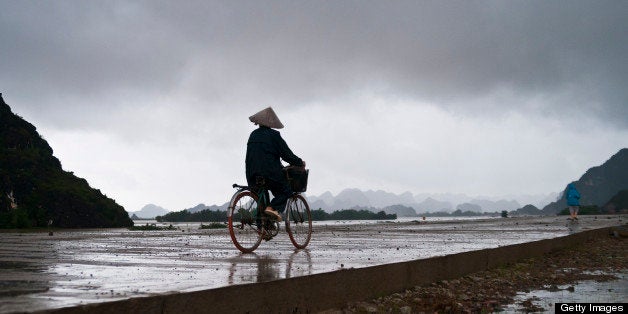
[227,188,249,218]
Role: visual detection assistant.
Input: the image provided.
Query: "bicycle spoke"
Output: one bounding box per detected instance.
[286,195,312,249]
[228,191,263,253]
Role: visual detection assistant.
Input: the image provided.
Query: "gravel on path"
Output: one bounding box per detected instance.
[325,230,627,313]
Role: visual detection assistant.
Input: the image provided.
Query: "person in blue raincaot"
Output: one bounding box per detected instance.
[566,183,581,220]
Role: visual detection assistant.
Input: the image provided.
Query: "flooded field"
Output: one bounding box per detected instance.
[0,215,624,313]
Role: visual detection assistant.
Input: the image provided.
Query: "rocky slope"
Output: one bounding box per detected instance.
[543,148,628,214]
[0,93,132,228]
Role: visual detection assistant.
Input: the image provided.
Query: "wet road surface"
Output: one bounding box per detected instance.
[0,215,624,313]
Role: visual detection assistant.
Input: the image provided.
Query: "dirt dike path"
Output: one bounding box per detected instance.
[0,215,625,313]
[326,228,627,313]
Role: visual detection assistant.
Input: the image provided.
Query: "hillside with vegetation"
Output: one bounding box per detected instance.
[602,189,628,214]
[0,93,132,228]
[542,148,628,214]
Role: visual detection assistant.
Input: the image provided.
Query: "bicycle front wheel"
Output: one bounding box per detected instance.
[285,194,312,249]
[228,191,263,253]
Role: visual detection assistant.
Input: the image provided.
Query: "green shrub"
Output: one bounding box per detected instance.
[558,205,600,215]
[128,223,176,231]
[200,222,227,229]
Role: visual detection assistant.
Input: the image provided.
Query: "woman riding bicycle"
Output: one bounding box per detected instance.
[245,107,306,222]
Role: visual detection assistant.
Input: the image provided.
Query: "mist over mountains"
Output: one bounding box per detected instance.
[306,189,556,214]
[140,148,627,219]
[139,189,557,219]
[128,204,170,219]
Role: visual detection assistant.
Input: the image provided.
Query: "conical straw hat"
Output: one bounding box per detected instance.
[249,107,284,129]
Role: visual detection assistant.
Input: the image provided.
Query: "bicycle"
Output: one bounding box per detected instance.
[227,167,312,253]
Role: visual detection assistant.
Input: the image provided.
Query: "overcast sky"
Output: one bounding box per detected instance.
[1,1,626,212]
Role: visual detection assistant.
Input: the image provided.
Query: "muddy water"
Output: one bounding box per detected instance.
[0,215,623,313]
[503,272,628,312]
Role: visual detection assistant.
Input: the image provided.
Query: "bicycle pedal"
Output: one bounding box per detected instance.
[263,210,283,222]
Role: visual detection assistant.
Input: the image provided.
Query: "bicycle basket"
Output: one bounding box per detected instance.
[284,167,309,192]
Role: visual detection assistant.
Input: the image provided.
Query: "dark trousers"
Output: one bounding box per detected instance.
[248,173,292,213]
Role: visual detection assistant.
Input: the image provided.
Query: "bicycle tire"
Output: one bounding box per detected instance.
[228,190,263,253]
[285,194,312,249]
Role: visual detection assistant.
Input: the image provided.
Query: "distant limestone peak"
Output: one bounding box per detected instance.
[129,204,170,219]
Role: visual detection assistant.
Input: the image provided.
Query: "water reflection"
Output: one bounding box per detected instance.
[0,236,62,313]
[0,261,51,297]
[566,219,581,234]
[285,249,312,279]
[504,272,628,312]
[227,249,313,285]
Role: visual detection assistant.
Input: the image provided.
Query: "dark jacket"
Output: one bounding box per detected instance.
[246,126,303,184]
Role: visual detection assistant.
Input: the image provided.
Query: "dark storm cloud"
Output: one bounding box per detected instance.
[0,1,188,106]
[1,1,627,126]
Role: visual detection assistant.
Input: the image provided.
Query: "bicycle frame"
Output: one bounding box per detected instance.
[229,183,279,236]
[227,183,269,218]
[228,181,312,252]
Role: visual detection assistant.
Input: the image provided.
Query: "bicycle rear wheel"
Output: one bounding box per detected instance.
[228,191,263,253]
[285,194,312,249]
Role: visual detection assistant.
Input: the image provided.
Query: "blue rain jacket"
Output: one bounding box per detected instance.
[566,183,581,206]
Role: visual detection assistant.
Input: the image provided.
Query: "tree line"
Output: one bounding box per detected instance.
[155,208,396,222]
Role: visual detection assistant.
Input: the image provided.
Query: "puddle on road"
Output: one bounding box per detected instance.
[503,272,628,313]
